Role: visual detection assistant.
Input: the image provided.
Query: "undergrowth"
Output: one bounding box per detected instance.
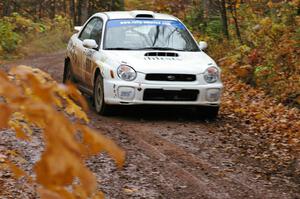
[189,1,300,108]
[0,13,72,59]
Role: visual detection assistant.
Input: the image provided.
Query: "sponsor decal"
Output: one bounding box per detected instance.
[107,19,186,30]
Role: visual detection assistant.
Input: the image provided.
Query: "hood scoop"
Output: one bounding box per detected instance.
[144,52,180,61]
[145,52,179,57]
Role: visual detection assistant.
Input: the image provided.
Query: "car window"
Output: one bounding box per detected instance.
[90,19,103,46]
[79,18,103,44]
[104,19,200,51]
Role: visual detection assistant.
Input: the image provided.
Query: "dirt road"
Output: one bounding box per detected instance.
[1,52,299,199]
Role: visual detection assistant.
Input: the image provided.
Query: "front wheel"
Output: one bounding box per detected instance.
[196,106,219,120]
[93,75,113,115]
[63,61,74,84]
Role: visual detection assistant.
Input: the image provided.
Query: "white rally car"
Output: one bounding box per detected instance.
[63,10,223,118]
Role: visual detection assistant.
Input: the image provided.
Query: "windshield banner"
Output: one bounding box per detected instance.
[107,19,186,30]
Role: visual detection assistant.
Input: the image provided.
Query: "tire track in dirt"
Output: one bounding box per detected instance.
[91,118,227,199]
[93,112,297,199]
[99,120,253,198]
[141,121,297,197]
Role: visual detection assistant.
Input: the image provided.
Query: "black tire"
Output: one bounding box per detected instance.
[93,75,112,115]
[196,106,219,120]
[63,60,74,84]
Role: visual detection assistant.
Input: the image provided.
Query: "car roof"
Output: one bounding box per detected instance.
[94,10,178,21]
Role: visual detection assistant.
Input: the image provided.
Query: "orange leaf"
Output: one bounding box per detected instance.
[7,161,26,179]
[80,125,126,168]
[66,83,88,112]
[92,192,105,199]
[0,104,12,128]
[38,187,75,199]
[9,121,31,141]
[38,188,62,199]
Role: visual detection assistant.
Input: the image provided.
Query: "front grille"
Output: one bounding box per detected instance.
[143,89,199,101]
[145,74,196,81]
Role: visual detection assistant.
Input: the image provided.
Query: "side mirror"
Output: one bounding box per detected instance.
[83,39,98,50]
[199,41,208,50]
[74,26,82,32]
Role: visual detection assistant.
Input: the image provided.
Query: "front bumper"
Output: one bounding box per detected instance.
[103,78,223,106]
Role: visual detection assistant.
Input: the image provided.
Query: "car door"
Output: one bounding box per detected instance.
[82,18,103,88]
[76,18,99,82]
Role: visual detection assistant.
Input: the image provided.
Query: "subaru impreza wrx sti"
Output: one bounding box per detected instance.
[64,10,223,118]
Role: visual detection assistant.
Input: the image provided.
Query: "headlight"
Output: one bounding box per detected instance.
[204,67,219,83]
[117,64,137,81]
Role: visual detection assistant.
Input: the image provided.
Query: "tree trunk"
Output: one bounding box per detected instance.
[70,0,76,25]
[111,0,116,11]
[50,0,56,19]
[81,0,89,24]
[3,0,10,16]
[88,0,94,17]
[118,0,125,10]
[12,0,18,14]
[202,0,209,28]
[77,0,82,25]
[39,0,43,18]
[110,0,124,11]
[63,0,67,16]
[232,14,242,43]
[219,0,229,39]
[229,0,242,43]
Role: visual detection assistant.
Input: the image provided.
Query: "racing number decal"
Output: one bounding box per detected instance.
[69,41,79,67]
[86,59,92,73]
[84,49,96,84]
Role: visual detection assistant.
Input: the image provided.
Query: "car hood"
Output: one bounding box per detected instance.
[103,50,217,74]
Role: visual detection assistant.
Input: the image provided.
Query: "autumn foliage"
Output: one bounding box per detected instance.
[219,70,300,173]
[0,66,125,198]
[217,1,300,107]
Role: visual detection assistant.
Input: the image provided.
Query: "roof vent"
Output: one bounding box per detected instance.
[135,14,154,18]
[130,10,154,18]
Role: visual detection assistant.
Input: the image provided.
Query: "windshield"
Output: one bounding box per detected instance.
[104,19,200,51]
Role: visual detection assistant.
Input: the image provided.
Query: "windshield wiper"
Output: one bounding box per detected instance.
[105,47,137,50]
[137,47,185,51]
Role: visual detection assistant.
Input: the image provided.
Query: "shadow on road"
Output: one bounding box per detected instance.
[86,97,218,122]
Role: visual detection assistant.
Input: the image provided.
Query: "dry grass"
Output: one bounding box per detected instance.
[19,29,71,56]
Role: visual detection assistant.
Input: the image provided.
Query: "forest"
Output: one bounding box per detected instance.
[0,0,300,198]
[0,0,299,105]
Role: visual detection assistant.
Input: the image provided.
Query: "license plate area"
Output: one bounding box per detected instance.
[143,89,199,101]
